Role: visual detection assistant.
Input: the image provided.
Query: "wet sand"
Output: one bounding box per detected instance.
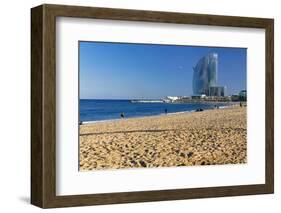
[79,106,246,171]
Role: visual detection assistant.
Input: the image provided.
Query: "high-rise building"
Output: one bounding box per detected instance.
[193,53,226,97]
[209,86,227,97]
[193,53,218,95]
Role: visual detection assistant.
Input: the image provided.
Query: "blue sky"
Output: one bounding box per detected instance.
[79,41,246,99]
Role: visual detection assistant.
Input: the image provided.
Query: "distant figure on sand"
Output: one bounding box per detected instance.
[240,102,243,107]
[165,109,168,114]
[120,113,125,118]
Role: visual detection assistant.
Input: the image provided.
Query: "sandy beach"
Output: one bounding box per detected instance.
[79,106,247,171]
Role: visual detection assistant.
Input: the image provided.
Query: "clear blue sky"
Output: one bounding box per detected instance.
[79,41,246,99]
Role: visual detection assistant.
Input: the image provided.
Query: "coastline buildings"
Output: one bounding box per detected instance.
[231,90,247,102]
[238,90,247,101]
[193,53,226,97]
[209,86,227,97]
[131,53,246,104]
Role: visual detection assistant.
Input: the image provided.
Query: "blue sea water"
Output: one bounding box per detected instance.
[79,99,232,122]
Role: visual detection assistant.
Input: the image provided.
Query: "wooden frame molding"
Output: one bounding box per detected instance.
[31,4,274,208]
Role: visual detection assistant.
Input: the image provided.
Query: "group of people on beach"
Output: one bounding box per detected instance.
[239,102,246,107]
[80,109,168,125]
[80,102,246,125]
[120,109,169,119]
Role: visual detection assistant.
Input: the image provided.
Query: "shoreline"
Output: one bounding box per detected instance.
[80,106,247,171]
[81,103,240,125]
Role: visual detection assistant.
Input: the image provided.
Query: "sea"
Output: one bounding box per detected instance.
[80,99,232,123]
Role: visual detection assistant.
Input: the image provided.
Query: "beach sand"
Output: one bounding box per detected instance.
[79,106,247,171]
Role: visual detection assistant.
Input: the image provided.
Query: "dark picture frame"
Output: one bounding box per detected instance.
[31,4,274,208]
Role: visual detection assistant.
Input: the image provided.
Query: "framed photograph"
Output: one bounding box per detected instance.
[31,4,274,208]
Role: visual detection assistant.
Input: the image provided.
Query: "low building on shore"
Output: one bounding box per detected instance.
[191,94,206,100]
[239,90,247,101]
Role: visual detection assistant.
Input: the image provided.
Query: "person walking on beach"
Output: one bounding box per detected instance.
[120,112,125,119]
[165,108,168,114]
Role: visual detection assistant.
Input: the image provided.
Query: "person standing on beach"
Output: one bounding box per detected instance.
[165,109,168,114]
